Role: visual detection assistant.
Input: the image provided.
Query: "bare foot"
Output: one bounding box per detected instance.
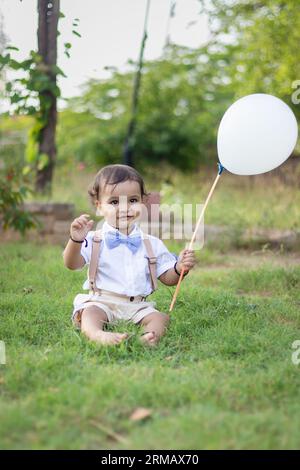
[140,331,157,347]
[92,331,128,346]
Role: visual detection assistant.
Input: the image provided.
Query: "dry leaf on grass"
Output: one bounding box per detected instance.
[22,287,33,294]
[165,356,173,361]
[129,407,152,422]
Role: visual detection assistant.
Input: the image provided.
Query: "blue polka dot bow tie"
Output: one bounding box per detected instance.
[105,231,142,254]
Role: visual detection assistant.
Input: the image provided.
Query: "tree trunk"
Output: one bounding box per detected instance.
[123,0,151,167]
[35,0,59,195]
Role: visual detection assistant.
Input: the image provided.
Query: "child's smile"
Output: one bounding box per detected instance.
[95,180,143,235]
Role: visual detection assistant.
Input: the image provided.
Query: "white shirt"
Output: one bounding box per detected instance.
[76,220,177,296]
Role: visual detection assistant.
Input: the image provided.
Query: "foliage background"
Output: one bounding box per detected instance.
[1,0,299,176]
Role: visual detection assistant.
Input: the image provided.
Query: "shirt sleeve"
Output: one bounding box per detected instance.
[78,230,94,267]
[155,238,177,278]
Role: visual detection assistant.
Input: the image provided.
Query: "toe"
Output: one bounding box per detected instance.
[115,333,128,343]
[140,331,157,346]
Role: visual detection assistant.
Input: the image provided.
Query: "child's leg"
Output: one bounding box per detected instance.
[81,305,128,345]
[138,311,170,346]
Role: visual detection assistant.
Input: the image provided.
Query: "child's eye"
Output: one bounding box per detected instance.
[110,198,138,205]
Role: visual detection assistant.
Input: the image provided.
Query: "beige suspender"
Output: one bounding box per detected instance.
[88,230,103,294]
[88,230,157,295]
[142,236,158,292]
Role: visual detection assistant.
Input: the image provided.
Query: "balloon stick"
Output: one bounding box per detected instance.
[169,163,225,312]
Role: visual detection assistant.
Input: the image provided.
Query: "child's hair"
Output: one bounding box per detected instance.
[88,164,149,208]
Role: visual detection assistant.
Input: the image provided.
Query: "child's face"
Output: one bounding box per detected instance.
[96,180,143,230]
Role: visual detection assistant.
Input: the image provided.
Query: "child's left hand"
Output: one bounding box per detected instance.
[177,249,196,273]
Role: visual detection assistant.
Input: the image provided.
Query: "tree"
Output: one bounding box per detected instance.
[0,8,40,236]
[123,0,151,167]
[57,44,235,171]
[199,0,300,120]
[35,0,60,194]
[0,1,81,197]
[0,8,8,100]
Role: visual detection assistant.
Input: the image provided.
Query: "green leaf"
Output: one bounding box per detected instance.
[52,65,67,78]
[22,165,32,176]
[10,93,23,104]
[25,131,39,163]
[5,82,12,92]
[0,55,10,68]
[37,153,49,170]
[72,30,82,38]
[5,46,20,52]
[9,59,23,70]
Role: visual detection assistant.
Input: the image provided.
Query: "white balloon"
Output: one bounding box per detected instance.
[217,93,298,175]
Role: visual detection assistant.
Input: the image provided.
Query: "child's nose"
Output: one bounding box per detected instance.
[118,204,130,215]
[118,207,128,216]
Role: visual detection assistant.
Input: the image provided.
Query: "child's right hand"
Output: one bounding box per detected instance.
[70,214,94,241]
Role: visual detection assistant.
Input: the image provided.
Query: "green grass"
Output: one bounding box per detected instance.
[0,241,300,449]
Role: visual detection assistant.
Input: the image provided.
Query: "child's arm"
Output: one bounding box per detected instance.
[63,214,94,270]
[63,239,86,270]
[158,249,196,286]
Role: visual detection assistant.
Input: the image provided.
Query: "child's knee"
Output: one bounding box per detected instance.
[81,305,108,333]
[144,311,170,327]
[159,312,170,328]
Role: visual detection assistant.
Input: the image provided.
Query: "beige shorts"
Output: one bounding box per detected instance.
[72,290,160,329]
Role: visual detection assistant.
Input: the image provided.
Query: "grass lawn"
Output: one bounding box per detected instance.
[0,241,299,449]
